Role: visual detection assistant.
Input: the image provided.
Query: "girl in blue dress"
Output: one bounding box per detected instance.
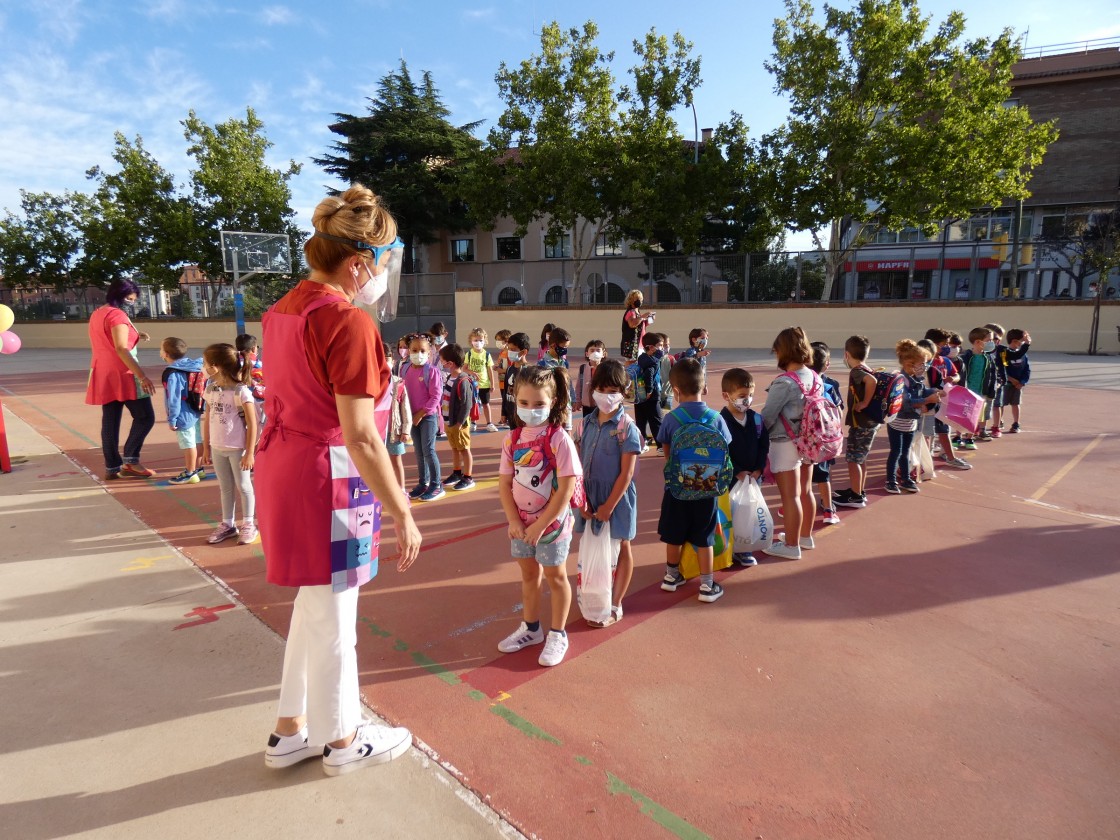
[574,359,642,627]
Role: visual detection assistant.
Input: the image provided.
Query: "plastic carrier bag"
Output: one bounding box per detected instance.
[577,523,614,624]
[731,478,774,554]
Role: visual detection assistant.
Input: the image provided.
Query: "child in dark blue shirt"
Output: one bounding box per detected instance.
[634,331,665,451]
[719,367,769,566]
[1002,328,1032,432]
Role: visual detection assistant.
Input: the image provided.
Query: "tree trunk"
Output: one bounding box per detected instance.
[1089,284,1102,355]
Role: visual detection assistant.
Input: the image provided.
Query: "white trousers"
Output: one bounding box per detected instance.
[277,584,362,746]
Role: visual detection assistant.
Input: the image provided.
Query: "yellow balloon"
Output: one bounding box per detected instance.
[0,304,13,333]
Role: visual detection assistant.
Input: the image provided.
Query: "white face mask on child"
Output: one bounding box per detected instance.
[588,350,604,363]
[592,391,623,413]
[517,407,550,427]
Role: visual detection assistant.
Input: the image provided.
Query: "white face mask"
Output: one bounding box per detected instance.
[433,336,446,346]
[508,351,522,363]
[496,343,505,351]
[397,347,408,360]
[517,407,550,427]
[409,351,428,366]
[593,391,623,413]
[356,264,387,306]
[732,397,752,412]
[472,340,484,350]
[588,350,604,363]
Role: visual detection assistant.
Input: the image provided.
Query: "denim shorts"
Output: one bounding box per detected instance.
[386,439,406,457]
[175,420,201,450]
[844,425,879,464]
[511,533,571,567]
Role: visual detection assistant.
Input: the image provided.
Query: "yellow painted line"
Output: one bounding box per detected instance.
[1030,434,1108,501]
[121,555,172,572]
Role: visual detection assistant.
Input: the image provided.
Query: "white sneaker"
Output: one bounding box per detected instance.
[497,621,545,653]
[765,540,802,560]
[799,536,816,550]
[237,522,259,544]
[265,727,323,768]
[538,630,569,667]
[321,721,411,776]
[485,423,499,432]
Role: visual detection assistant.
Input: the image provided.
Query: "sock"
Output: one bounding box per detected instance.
[526,620,540,633]
[700,573,714,588]
[550,628,567,637]
[666,562,680,577]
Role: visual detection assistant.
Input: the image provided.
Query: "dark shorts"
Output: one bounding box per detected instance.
[811,460,832,484]
[658,492,718,548]
[478,387,491,405]
[1004,384,1023,406]
[934,417,951,435]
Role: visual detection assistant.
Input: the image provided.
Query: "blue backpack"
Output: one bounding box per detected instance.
[664,407,733,500]
[627,358,659,403]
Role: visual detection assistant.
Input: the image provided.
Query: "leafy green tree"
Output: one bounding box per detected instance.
[764,0,1058,299]
[0,190,91,292]
[315,61,482,273]
[462,22,716,297]
[183,108,302,313]
[82,132,193,291]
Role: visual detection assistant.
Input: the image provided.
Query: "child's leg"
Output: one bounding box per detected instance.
[413,417,431,488]
[462,447,474,477]
[1012,403,1020,423]
[614,540,634,607]
[391,454,405,490]
[798,463,815,537]
[664,542,683,569]
[238,461,256,522]
[938,432,955,455]
[648,403,663,446]
[896,431,914,484]
[183,446,198,473]
[774,468,802,543]
[695,545,714,576]
[212,448,238,524]
[886,427,903,484]
[541,562,571,632]
[517,557,544,624]
[451,448,462,472]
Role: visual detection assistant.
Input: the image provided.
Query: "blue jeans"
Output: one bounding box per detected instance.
[413,414,440,490]
[886,426,914,485]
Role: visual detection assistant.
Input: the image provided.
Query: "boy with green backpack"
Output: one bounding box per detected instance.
[656,358,734,604]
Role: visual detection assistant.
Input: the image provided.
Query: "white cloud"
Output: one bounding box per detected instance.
[261,5,295,26]
[462,8,495,21]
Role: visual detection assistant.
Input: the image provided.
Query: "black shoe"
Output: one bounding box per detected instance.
[660,568,688,592]
[832,488,867,508]
[444,470,463,485]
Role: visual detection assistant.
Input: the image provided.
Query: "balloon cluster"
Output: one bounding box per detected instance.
[0,304,21,355]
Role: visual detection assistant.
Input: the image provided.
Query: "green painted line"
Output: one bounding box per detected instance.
[4,391,99,448]
[467,689,487,702]
[606,772,712,840]
[411,651,462,685]
[393,639,409,652]
[359,618,392,638]
[489,705,561,745]
[575,755,593,766]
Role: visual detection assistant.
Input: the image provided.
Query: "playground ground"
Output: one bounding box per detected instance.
[1,348,1118,840]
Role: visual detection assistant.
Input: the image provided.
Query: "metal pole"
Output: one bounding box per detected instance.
[690,102,700,300]
[1009,199,1023,298]
[233,259,246,338]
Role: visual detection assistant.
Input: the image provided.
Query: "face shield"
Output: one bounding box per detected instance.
[312,231,405,323]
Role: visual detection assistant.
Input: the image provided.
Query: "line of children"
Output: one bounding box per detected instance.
[808,342,842,525]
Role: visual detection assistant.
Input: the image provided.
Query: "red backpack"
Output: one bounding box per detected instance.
[779,371,845,463]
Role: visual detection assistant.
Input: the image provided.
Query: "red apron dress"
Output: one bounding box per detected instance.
[256,296,391,593]
[85,305,143,405]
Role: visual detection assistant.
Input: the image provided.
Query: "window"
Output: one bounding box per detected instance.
[497,286,523,306]
[874,227,898,244]
[595,234,624,257]
[655,281,681,303]
[1040,214,1066,241]
[543,233,572,259]
[897,227,923,243]
[544,284,567,304]
[495,236,521,261]
[450,238,475,262]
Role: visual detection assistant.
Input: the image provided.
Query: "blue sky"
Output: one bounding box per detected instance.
[1,0,1118,250]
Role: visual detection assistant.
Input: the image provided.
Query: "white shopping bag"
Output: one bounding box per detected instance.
[731,478,773,553]
[911,432,936,481]
[577,523,614,624]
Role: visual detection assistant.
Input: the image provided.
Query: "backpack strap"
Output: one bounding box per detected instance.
[753,412,763,436]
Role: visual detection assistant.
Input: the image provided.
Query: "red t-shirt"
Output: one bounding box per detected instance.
[272,280,388,400]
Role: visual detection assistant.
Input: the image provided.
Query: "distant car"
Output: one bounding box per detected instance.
[51,314,67,321]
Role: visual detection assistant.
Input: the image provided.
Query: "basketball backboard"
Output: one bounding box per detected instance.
[220,231,291,275]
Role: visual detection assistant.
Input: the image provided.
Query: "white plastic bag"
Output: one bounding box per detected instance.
[577,523,614,624]
[911,432,936,481]
[731,478,773,554]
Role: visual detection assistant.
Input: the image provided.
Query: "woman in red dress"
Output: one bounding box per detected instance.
[85,279,157,479]
[255,185,422,777]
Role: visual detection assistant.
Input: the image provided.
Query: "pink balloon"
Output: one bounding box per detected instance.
[0,330,21,354]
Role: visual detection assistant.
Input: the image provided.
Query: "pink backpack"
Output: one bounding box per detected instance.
[779,371,845,463]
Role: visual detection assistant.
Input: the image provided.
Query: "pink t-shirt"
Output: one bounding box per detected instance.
[206,383,254,450]
[500,424,581,541]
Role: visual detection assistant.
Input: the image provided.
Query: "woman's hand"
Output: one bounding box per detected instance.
[137,331,151,342]
[395,512,422,571]
[139,376,155,395]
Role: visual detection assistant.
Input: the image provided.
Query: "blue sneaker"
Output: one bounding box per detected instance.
[733,552,757,567]
[408,485,428,500]
[419,485,445,502]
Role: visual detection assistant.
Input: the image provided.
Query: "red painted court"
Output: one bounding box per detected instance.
[2,357,1118,839]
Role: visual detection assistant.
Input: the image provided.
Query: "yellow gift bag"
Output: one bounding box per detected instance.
[679,491,734,579]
